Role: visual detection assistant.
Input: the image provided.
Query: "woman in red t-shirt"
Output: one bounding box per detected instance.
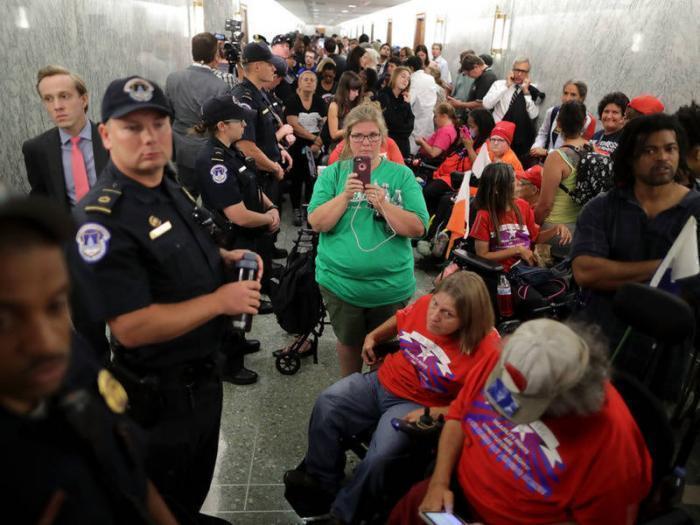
[470,163,571,271]
[284,271,499,524]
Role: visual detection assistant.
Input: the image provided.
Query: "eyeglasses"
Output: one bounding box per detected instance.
[489,137,507,144]
[349,132,382,143]
[512,68,530,74]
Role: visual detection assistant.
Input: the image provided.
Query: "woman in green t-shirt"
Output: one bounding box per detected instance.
[308,103,430,376]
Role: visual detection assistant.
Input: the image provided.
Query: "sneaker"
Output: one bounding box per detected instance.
[416,240,432,257]
[292,208,302,227]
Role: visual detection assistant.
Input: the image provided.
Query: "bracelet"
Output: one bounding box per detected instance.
[265,205,279,212]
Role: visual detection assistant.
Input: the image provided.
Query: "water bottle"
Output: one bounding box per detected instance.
[232,252,259,332]
[497,275,514,318]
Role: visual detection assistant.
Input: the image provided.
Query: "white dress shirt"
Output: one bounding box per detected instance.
[433,55,452,84]
[482,80,539,122]
[409,70,438,154]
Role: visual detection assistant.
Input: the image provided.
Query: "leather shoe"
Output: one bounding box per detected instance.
[272,246,288,259]
[259,300,274,315]
[241,338,261,354]
[223,366,258,385]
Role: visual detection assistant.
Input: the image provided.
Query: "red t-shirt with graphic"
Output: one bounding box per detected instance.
[446,358,653,525]
[469,198,540,271]
[378,294,500,407]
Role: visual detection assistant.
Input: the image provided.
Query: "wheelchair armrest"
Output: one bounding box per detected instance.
[452,249,504,273]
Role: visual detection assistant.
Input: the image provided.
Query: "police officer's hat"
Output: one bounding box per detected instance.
[270,55,288,77]
[271,33,294,47]
[242,42,274,65]
[101,75,173,122]
[252,34,268,44]
[202,96,249,126]
[0,194,73,242]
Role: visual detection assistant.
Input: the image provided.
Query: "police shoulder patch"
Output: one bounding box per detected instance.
[76,222,111,263]
[210,164,228,184]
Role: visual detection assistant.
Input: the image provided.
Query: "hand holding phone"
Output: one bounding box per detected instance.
[353,155,372,186]
[460,126,471,139]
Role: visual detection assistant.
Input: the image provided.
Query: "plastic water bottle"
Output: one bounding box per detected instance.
[497,275,514,318]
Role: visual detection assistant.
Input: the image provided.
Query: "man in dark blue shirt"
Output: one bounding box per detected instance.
[571,114,700,345]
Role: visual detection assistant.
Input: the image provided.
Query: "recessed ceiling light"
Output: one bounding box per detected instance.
[341,9,348,13]
[348,4,356,7]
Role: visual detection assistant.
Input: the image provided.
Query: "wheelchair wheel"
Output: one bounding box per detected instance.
[276,354,301,375]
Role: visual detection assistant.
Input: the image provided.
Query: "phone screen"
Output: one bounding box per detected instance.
[353,155,372,186]
[421,511,466,525]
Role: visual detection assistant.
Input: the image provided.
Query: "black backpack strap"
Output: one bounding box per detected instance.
[545,106,560,150]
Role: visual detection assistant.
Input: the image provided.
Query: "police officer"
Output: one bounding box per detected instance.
[232,43,292,262]
[71,76,262,525]
[270,33,296,102]
[0,195,177,525]
[193,95,283,383]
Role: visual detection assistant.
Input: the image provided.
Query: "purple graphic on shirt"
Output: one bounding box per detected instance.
[398,330,454,393]
[464,391,565,497]
[489,223,532,252]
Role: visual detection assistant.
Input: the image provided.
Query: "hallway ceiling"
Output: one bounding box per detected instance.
[276,0,406,27]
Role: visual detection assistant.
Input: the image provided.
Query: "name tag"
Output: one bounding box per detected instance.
[149,221,172,240]
[262,108,269,115]
[239,166,247,173]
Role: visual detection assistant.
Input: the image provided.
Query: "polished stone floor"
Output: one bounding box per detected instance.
[201,208,700,524]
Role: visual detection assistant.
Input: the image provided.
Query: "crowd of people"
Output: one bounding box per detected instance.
[5,21,700,525]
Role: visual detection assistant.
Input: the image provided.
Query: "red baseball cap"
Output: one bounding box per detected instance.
[628,95,665,115]
[516,165,542,190]
[490,121,516,144]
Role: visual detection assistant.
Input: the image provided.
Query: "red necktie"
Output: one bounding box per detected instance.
[70,136,90,202]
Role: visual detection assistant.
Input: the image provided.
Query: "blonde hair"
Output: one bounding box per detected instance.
[389,66,411,91]
[338,102,388,160]
[433,271,495,354]
[434,102,457,125]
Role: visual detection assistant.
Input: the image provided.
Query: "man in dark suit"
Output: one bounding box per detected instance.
[22,66,108,210]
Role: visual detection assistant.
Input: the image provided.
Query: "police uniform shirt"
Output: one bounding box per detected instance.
[231,78,281,164]
[0,336,148,525]
[72,162,227,370]
[195,137,244,212]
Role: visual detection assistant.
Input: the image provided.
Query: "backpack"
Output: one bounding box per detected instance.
[271,250,324,334]
[559,144,614,206]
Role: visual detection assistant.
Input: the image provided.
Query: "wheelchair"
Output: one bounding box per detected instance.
[283,341,444,525]
[610,283,699,524]
[448,241,580,335]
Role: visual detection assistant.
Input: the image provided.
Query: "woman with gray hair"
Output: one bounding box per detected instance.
[308,103,429,376]
[390,319,653,524]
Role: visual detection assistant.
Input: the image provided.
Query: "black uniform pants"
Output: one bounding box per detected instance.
[123,363,223,525]
[287,143,316,209]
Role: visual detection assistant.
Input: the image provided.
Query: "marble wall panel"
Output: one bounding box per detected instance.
[343,0,699,127]
[0,0,202,192]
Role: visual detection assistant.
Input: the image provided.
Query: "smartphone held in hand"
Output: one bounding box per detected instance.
[353,155,372,186]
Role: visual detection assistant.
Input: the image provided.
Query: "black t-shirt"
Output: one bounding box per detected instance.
[592,128,624,155]
[316,81,337,106]
[285,93,327,146]
[468,69,498,102]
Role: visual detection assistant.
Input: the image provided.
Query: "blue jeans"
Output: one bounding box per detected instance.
[304,371,422,523]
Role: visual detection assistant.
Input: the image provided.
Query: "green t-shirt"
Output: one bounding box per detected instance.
[308,158,429,307]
